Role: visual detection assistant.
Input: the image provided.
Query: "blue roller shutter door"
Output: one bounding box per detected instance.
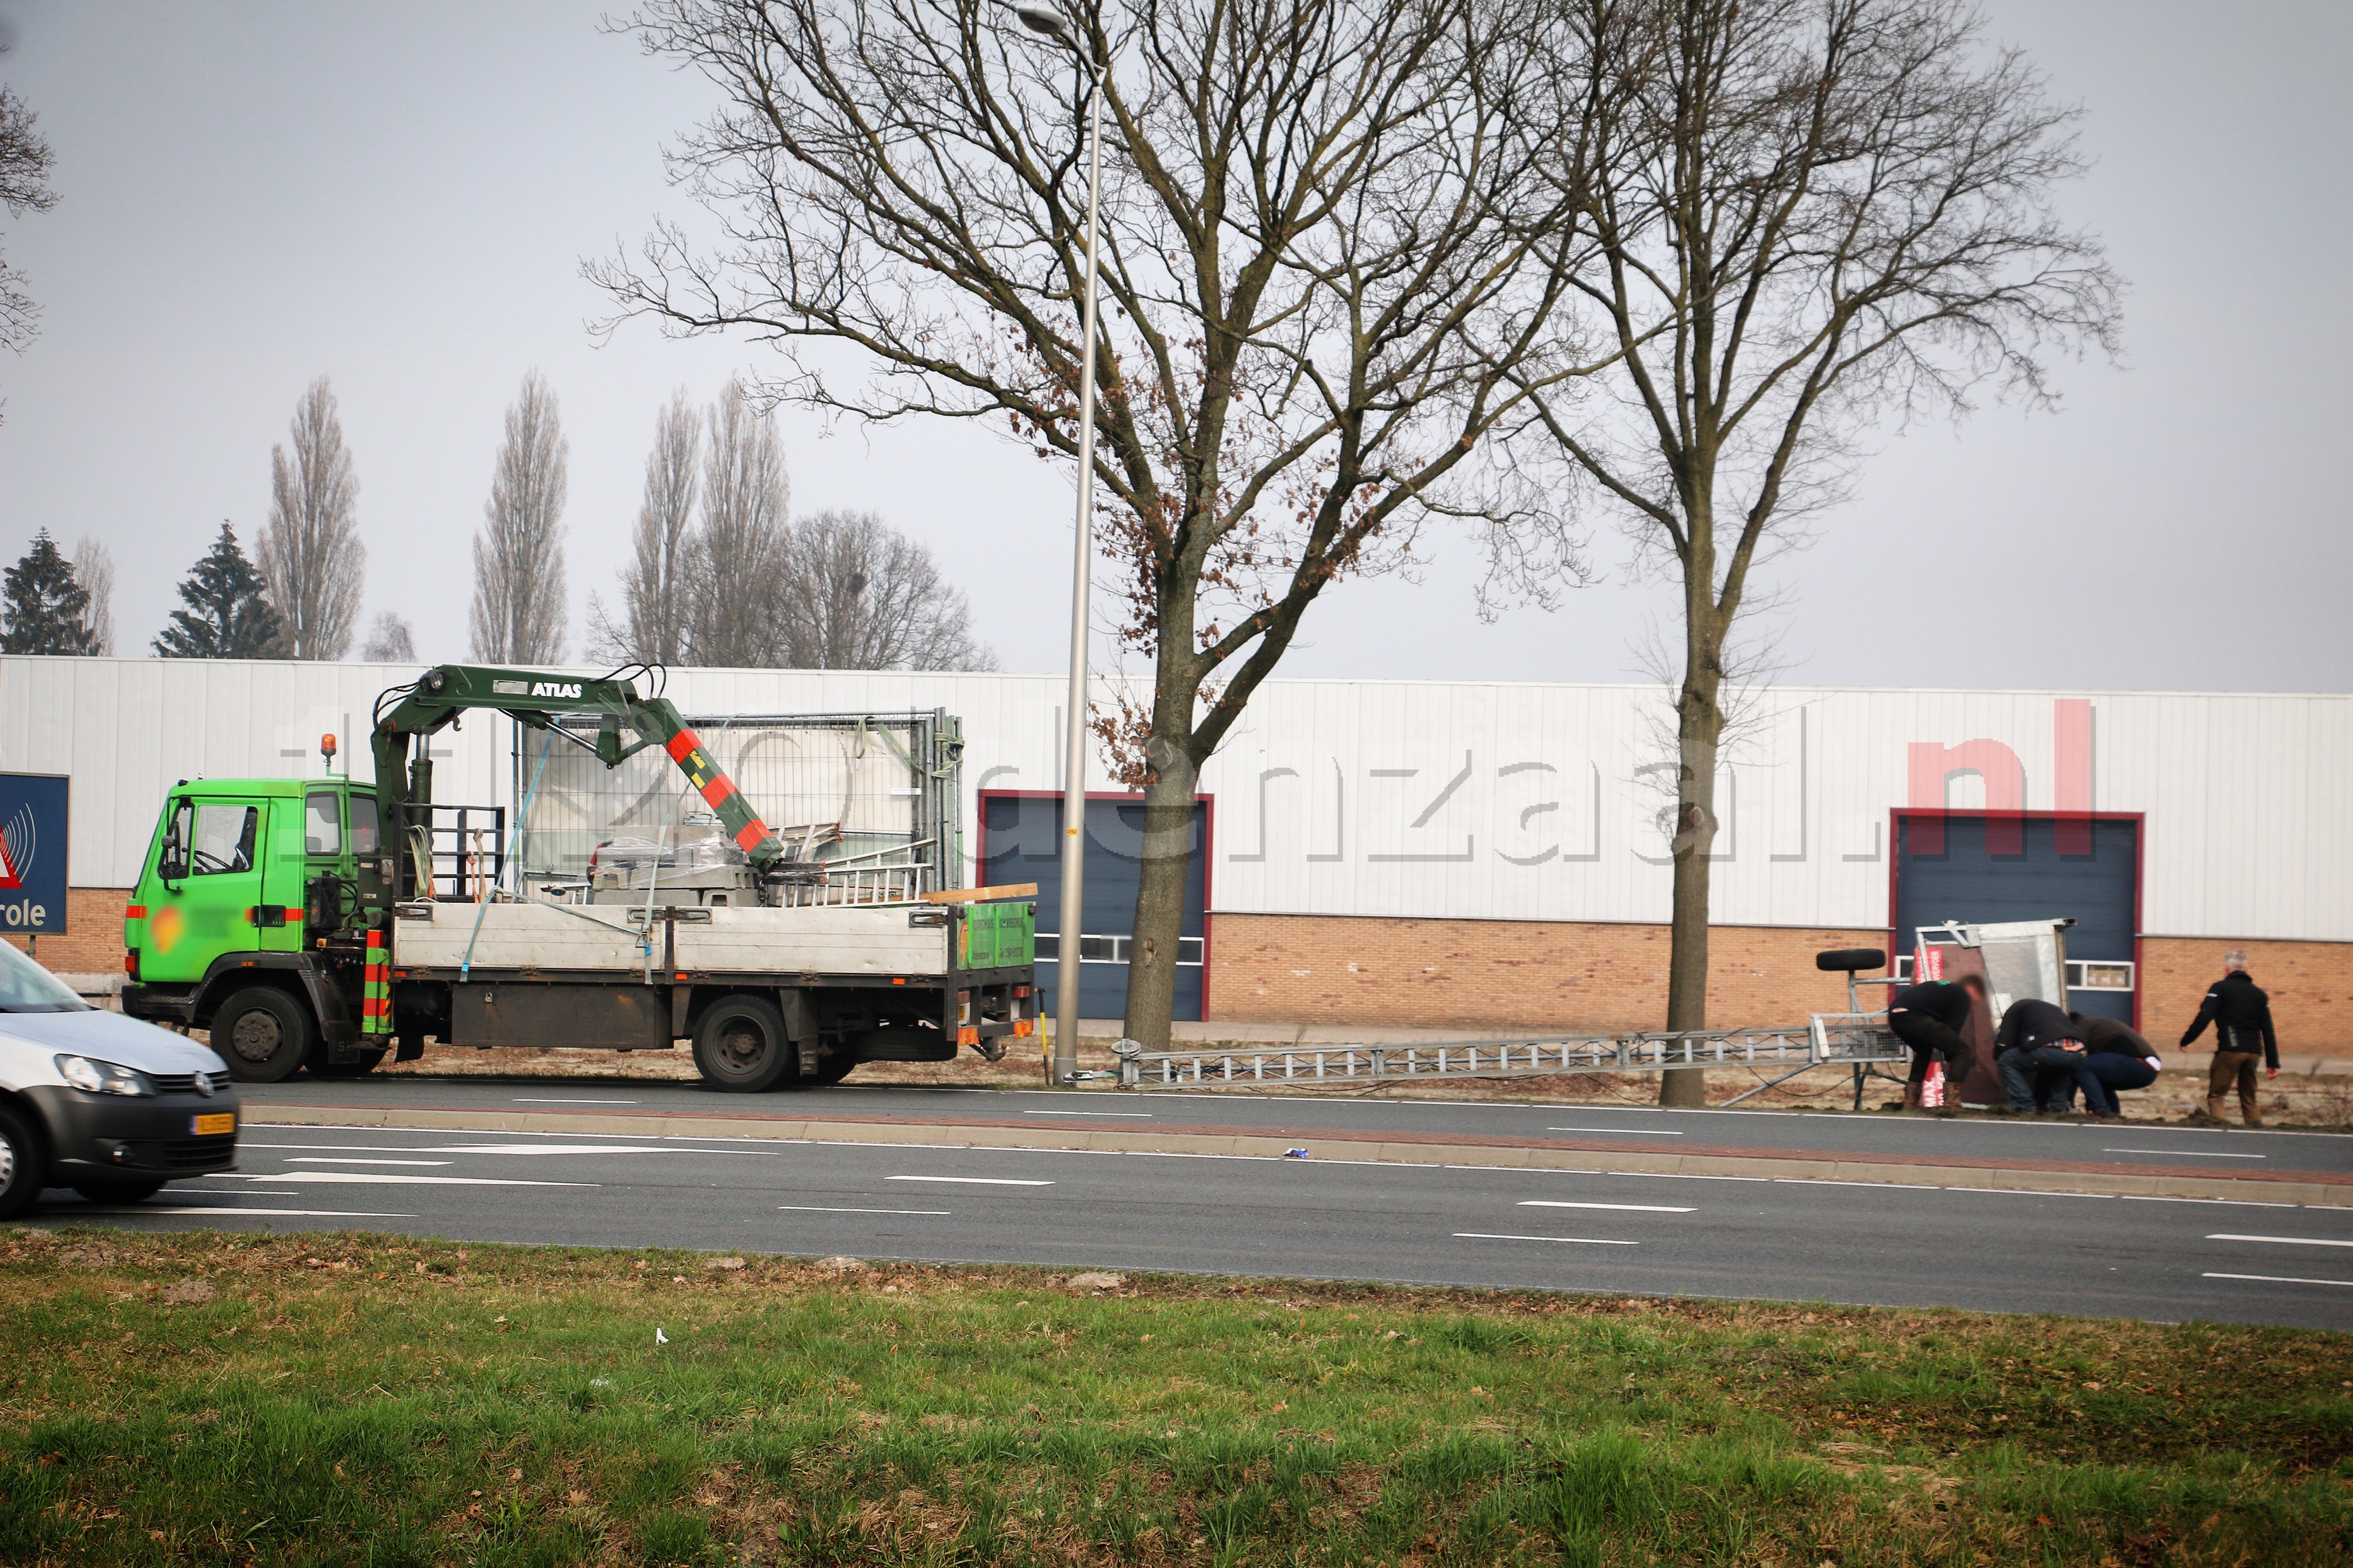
[980,795,1208,1022]
[1892,814,2139,1023]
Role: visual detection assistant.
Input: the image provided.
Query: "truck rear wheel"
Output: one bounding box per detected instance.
[212,986,314,1083]
[692,995,793,1092]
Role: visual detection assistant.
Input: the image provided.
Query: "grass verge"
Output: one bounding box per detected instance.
[3,1227,2349,1566]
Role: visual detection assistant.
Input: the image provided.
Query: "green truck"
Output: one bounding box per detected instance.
[119,665,1037,1088]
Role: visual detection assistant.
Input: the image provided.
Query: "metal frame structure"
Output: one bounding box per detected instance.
[526,708,963,898]
[1108,1016,1907,1109]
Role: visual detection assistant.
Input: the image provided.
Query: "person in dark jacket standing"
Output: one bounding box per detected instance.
[1994,997,2087,1114]
[1885,973,1988,1111]
[2179,952,2278,1127]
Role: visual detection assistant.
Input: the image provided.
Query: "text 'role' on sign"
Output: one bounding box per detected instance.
[0,773,69,933]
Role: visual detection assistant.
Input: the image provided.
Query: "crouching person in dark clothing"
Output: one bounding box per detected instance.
[2054,1015,2163,1119]
[1995,998,2088,1114]
[1885,973,1987,1112]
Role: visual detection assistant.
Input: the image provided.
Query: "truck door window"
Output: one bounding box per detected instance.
[305,792,342,856]
[190,805,260,875]
[349,795,381,856]
[159,802,191,880]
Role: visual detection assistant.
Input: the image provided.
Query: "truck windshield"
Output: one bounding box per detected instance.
[0,940,91,1013]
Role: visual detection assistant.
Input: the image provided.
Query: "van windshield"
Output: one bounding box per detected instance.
[0,940,92,1013]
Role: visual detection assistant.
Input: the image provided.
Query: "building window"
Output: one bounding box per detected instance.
[1036,933,1205,965]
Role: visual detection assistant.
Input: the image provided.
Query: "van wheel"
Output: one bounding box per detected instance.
[213,987,314,1083]
[0,1104,47,1221]
[74,1179,166,1206]
[692,996,793,1092]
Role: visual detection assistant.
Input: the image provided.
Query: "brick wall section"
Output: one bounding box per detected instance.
[2138,937,2349,1052]
[1209,914,1895,1033]
[1,886,133,976]
[1210,913,2350,1045]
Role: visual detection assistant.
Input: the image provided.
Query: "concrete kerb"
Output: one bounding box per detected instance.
[241,1103,2353,1209]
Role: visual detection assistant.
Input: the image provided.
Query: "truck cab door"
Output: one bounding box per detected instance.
[141,796,272,983]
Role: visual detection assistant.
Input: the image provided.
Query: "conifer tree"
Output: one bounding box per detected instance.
[154,522,283,658]
[0,528,97,654]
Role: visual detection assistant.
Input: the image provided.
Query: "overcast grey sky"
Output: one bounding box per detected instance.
[0,1,2346,692]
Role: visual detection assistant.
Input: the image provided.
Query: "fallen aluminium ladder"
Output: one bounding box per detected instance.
[1106,1013,1908,1109]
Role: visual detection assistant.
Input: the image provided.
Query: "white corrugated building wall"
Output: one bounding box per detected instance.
[3,656,2344,1039]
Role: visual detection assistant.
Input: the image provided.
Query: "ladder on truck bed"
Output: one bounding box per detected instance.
[1108,1015,1907,1109]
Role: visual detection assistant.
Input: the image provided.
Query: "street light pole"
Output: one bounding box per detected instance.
[1013,3,1104,1087]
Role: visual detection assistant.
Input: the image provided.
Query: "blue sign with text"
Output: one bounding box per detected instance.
[0,773,69,934]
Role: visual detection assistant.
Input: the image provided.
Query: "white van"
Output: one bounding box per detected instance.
[0,940,241,1218]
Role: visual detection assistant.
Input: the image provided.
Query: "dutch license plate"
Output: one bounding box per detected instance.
[192,1113,236,1137]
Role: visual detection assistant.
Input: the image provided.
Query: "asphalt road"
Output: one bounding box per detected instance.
[248,1075,2353,1176]
[31,1105,2353,1331]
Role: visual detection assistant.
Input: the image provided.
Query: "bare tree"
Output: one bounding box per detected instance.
[0,86,57,368]
[593,0,1604,1048]
[469,370,572,664]
[589,387,702,665]
[1516,0,2121,1103]
[778,509,994,670]
[360,610,417,662]
[71,537,114,655]
[686,377,791,667]
[259,376,365,659]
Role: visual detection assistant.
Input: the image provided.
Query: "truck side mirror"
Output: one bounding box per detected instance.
[158,805,190,885]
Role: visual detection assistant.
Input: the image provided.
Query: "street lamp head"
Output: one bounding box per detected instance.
[1012,3,1076,45]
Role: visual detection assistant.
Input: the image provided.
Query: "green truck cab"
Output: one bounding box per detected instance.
[122,777,389,1080]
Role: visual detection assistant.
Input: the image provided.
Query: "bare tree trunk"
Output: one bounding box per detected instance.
[1661,590,1726,1106]
[1120,667,1205,1044]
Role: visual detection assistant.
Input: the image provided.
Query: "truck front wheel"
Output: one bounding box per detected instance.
[212,986,314,1083]
[692,995,793,1092]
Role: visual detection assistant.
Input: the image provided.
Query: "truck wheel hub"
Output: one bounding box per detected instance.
[229,1011,283,1063]
[718,1024,766,1069]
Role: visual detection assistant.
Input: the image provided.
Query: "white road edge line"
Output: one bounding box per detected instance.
[777,1205,953,1216]
[1548,1128,1685,1136]
[217,1173,593,1188]
[2207,1233,2353,1248]
[287,1158,453,1167]
[2202,1272,2353,1287]
[1453,1233,1638,1246]
[885,1176,1054,1187]
[124,1207,422,1219]
[1519,1200,1695,1213]
[2106,1149,2266,1158]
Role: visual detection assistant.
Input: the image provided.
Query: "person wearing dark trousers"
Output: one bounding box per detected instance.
[2179,951,2278,1127]
[1885,973,1988,1112]
[1994,997,2088,1114]
[2054,1015,2163,1118]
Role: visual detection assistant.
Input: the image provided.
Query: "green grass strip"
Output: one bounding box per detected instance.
[2,1226,2348,1565]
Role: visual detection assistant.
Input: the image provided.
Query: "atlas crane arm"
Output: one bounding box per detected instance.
[371,664,786,899]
